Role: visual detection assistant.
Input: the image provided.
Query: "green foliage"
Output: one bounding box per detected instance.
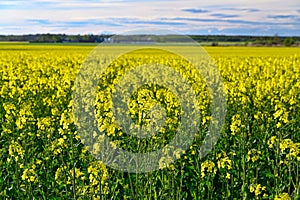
[283,38,295,46]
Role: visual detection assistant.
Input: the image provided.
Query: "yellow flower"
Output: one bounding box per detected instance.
[280,140,289,151]
[276,122,281,128]
[274,192,290,200]
[88,161,108,185]
[250,185,255,193]
[225,173,230,179]
[230,114,242,135]
[93,142,101,154]
[21,168,36,183]
[70,168,84,179]
[247,149,261,162]
[217,157,232,170]
[36,160,42,165]
[21,169,29,180]
[173,148,185,159]
[29,176,35,182]
[110,141,117,149]
[8,140,25,162]
[249,184,266,196]
[168,164,175,170]
[75,135,81,140]
[201,160,216,178]
[57,138,65,146]
[159,156,173,169]
[267,136,277,148]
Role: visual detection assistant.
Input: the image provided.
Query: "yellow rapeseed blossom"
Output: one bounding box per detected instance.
[217,156,232,170]
[201,160,217,178]
[247,149,261,162]
[55,166,67,184]
[173,148,185,159]
[8,140,25,162]
[70,168,84,178]
[268,136,277,148]
[274,192,291,200]
[1,43,300,199]
[249,184,266,196]
[88,161,108,185]
[225,173,230,179]
[21,168,36,183]
[230,114,242,135]
[159,156,174,169]
[280,139,293,152]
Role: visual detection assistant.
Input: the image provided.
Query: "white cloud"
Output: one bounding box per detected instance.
[0,0,299,35]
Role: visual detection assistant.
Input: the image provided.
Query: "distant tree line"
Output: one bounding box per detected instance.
[0,33,299,46]
[190,34,299,46]
[0,34,112,43]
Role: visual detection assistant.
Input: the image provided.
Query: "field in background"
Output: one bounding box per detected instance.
[1,42,300,56]
[0,43,299,199]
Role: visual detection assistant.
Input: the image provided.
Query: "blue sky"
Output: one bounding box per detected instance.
[0,0,299,36]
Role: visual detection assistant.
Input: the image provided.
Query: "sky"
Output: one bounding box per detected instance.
[0,0,299,36]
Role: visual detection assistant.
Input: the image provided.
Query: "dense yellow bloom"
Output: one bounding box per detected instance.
[279,139,300,158]
[37,117,52,130]
[55,166,67,184]
[280,139,293,152]
[1,44,299,198]
[22,168,36,183]
[159,156,174,169]
[217,156,232,170]
[230,114,242,135]
[201,160,216,178]
[60,110,74,130]
[88,161,108,185]
[225,173,230,179]
[70,167,85,179]
[8,140,25,162]
[173,148,185,159]
[274,193,291,200]
[287,143,300,158]
[268,136,277,148]
[249,184,266,196]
